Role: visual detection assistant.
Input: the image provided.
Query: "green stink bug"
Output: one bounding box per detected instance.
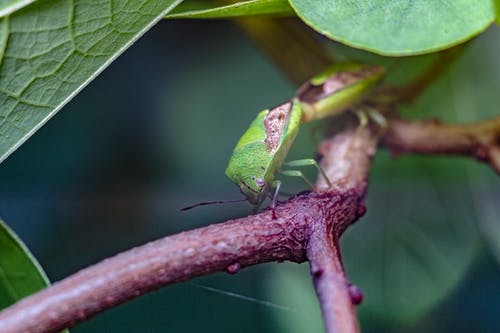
[297,63,385,121]
[225,100,303,208]
[225,63,385,210]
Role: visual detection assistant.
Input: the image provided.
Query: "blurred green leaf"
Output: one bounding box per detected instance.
[469,171,500,266]
[0,218,70,332]
[267,157,480,327]
[288,0,495,56]
[0,218,48,306]
[0,0,36,17]
[342,155,480,323]
[0,0,182,163]
[496,0,500,24]
[264,263,323,333]
[168,0,294,19]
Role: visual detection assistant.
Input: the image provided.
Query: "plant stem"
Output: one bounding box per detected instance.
[383,115,500,174]
[236,18,334,84]
[0,125,377,333]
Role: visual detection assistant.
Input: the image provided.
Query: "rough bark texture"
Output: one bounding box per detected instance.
[0,207,308,333]
[0,115,497,333]
[306,128,376,333]
[0,126,376,333]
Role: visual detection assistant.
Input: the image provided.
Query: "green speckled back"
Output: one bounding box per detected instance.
[225,101,302,206]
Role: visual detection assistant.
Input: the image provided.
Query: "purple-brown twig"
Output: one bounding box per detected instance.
[384,115,500,174]
[1,114,497,333]
[0,125,377,333]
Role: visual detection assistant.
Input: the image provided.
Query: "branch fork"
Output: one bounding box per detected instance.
[1,114,499,333]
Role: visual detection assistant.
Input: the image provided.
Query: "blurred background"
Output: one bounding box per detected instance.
[0,17,499,333]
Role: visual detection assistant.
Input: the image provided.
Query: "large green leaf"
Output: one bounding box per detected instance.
[265,263,323,333]
[0,218,48,308]
[0,0,182,163]
[471,171,500,266]
[288,0,495,56]
[267,157,480,328]
[0,0,37,18]
[342,155,479,323]
[0,218,70,331]
[168,0,294,19]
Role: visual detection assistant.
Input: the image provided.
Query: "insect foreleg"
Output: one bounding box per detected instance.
[270,180,282,209]
[266,180,283,219]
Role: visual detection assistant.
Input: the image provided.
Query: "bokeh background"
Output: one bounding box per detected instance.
[0,18,499,332]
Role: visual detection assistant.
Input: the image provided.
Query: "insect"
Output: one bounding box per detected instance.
[225,63,385,210]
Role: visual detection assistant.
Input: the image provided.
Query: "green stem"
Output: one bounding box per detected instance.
[381,44,467,105]
[235,18,334,85]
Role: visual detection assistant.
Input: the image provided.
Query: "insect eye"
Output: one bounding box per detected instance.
[255,178,265,187]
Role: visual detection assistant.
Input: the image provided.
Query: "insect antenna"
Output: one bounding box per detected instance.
[181,198,247,211]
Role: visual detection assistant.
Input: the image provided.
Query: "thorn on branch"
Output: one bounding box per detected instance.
[226,262,241,274]
[347,283,364,306]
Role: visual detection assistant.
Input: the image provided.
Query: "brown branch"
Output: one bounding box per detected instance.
[306,128,376,333]
[0,126,378,333]
[383,115,500,174]
[308,223,359,333]
[1,210,308,333]
[5,112,496,333]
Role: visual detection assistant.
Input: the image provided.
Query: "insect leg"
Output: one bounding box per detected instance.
[266,180,282,219]
[270,180,282,209]
[282,158,332,189]
[280,169,316,190]
[354,107,388,138]
[367,108,388,138]
[353,108,369,134]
